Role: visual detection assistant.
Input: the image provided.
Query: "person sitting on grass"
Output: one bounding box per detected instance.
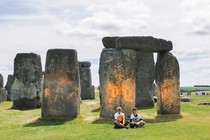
[130,107,145,128]
[114,107,129,129]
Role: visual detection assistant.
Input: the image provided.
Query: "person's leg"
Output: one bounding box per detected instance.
[124,120,130,126]
[114,121,127,129]
[130,123,135,128]
[139,120,145,127]
[114,121,121,128]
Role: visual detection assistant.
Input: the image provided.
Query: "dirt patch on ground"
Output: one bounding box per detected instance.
[84,101,98,105]
[83,116,98,122]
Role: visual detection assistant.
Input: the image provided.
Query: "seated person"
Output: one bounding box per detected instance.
[114,107,129,129]
[130,107,145,128]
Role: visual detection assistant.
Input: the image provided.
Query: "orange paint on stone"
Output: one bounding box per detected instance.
[104,78,135,108]
[44,88,50,97]
[159,79,179,105]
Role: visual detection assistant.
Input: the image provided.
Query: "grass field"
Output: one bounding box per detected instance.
[180,86,210,92]
[0,93,210,140]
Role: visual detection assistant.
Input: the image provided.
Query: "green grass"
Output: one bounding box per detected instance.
[180,86,210,92]
[0,93,210,140]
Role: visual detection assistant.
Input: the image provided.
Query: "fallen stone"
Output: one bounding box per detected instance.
[10,53,42,109]
[99,48,136,118]
[197,102,210,105]
[155,52,180,114]
[42,49,80,118]
[136,52,155,107]
[180,95,191,102]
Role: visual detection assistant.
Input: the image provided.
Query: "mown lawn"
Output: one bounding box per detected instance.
[0,94,210,140]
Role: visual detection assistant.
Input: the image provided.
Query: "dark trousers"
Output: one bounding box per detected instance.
[114,120,130,129]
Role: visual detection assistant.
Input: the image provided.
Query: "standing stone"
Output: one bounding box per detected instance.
[79,61,95,100]
[155,52,180,114]
[10,53,42,109]
[0,73,3,89]
[136,52,155,107]
[5,75,14,101]
[0,88,8,102]
[99,48,136,118]
[42,49,80,118]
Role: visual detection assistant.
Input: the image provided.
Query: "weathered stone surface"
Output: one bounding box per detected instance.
[79,62,95,100]
[136,52,155,107]
[42,49,80,118]
[116,36,173,52]
[0,88,7,102]
[5,75,14,101]
[197,102,210,105]
[0,73,3,89]
[155,52,180,114]
[180,95,191,102]
[102,37,119,48]
[79,61,91,67]
[10,53,42,109]
[99,48,136,118]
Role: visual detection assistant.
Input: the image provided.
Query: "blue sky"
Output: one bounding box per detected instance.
[0,0,210,86]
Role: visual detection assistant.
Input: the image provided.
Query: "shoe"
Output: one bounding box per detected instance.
[140,122,145,127]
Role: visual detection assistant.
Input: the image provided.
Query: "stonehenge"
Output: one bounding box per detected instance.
[100,36,180,116]
[0,35,180,117]
[42,49,80,118]
[10,53,42,108]
[79,61,95,100]
[99,48,136,118]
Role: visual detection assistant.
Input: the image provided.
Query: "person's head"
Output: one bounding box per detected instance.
[117,107,122,113]
[132,107,138,115]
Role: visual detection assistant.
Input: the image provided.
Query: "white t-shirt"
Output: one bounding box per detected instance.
[130,114,142,122]
[114,112,125,123]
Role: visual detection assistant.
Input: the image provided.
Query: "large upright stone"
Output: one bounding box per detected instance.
[79,61,95,100]
[42,49,80,118]
[5,75,14,101]
[99,48,136,118]
[136,52,155,107]
[0,73,3,89]
[155,52,180,114]
[10,53,42,109]
[0,88,7,102]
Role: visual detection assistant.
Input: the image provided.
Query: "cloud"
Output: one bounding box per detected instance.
[181,0,210,35]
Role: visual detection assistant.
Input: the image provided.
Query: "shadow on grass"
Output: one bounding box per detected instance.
[145,114,183,123]
[91,114,183,125]
[91,118,113,125]
[137,105,156,110]
[6,107,39,111]
[24,118,72,127]
[91,107,100,112]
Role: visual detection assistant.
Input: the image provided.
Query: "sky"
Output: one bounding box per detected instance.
[0,0,210,86]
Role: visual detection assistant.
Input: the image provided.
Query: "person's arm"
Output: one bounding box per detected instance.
[123,114,125,125]
[130,114,133,123]
[138,114,142,122]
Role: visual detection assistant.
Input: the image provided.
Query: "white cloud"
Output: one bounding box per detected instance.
[181,0,210,35]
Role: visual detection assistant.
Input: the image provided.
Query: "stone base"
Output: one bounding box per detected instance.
[12,98,41,109]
